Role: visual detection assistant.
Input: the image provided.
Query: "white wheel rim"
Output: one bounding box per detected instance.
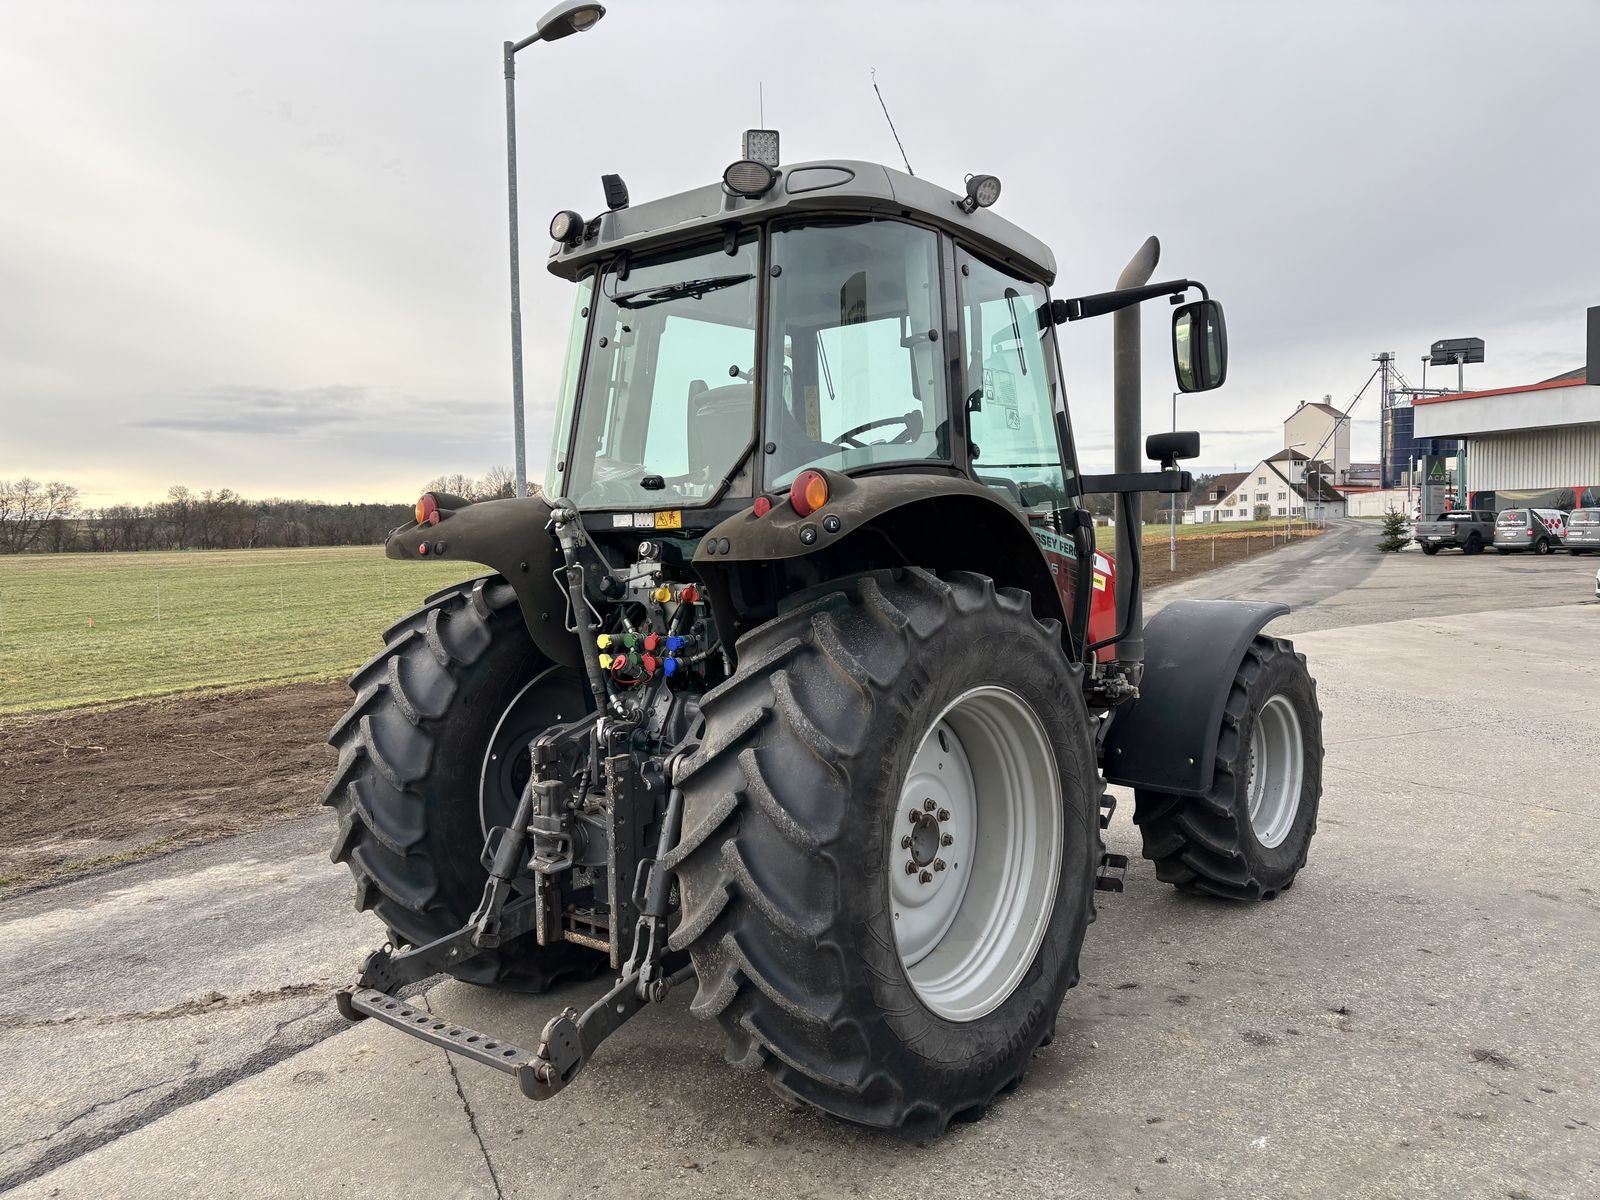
[889,686,1062,1023]
[1247,694,1304,849]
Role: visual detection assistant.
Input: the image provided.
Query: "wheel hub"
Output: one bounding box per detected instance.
[903,807,948,872]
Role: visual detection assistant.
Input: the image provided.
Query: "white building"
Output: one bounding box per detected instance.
[1190,450,1348,523]
[1284,399,1352,485]
[1411,306,1598,510]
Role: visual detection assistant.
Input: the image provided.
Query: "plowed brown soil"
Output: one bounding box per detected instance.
[0,682,346,893]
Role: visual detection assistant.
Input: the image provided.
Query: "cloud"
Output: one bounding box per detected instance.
[138,385,368,434]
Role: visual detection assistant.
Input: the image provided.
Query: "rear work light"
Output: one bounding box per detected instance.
[789,470,829,517]
[416,494,441,526]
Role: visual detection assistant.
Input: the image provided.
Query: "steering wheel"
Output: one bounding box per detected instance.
[836,410,923,449]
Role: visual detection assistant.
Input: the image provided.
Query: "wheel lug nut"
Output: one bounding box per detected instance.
[904,861,918,875]
[941,833,953,846]
[938,808,950,822]
[923,799,936,812]
[934,859,946,872]
[919,870,933,884]
[900,835,912,850]
[908,810,921,823]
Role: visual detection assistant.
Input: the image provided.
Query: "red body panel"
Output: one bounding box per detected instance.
[1087,551,1117,662]
[1032,524,1119,661]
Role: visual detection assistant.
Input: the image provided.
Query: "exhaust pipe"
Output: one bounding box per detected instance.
[1112,236,1159,674]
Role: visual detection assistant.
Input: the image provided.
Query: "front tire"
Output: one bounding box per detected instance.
[667,569,1098,1134]
[1133,636,1323,900]
[1465,534,1484,555]
[322,577,602,990]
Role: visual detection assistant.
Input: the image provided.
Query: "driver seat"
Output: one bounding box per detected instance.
[686,381,754,477]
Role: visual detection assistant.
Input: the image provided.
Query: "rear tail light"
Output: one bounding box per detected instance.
[789,470,830,517]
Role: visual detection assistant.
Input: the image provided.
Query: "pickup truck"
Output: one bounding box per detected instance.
[1414,510,1496,555]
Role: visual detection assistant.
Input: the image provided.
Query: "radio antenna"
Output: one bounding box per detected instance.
[871,68,914,176]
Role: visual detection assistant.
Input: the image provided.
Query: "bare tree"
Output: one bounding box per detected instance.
[479,465,517,500]
[425,473,477,500]
[163,485,194,549]
[423,468,528,502]
[0,478,80,553]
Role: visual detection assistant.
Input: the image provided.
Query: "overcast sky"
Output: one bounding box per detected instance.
[2,0,1596,505]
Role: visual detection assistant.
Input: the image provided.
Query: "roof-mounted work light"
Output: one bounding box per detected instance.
[956,173,1002,214]
[723,159,776,198]
[549,209,585,243]
[742,129,780,167]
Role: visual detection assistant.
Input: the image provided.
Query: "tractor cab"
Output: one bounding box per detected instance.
[540,148,1076,535]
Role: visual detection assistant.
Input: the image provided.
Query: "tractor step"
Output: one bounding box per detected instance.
[338,986,560,1099]
[1095,852,1129,892]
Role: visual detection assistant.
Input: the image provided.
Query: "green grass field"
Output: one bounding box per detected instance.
[1096,517,1325,550]
[0,547,475,714]
[1,521,1326,714]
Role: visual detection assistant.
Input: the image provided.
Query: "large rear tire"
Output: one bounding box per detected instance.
[667,569,1099,1134]
[322,576,603,991]
[1132,635,1323,900]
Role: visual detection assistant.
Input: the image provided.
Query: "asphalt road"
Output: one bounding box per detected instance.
[4,522,1597,1198]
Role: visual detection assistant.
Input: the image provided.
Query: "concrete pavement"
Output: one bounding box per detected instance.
[4,533,1597,1198]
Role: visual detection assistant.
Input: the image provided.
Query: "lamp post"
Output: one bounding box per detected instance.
[504,2,607,497]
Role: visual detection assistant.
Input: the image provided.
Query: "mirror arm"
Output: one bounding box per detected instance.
[1050,278,1208,325]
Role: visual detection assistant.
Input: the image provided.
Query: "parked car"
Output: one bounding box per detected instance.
[1493,508,1566,555]
[1565,507,1600,555]
[1414,510,1495,555]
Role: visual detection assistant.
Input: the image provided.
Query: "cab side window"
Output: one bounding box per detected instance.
[957,250,1071,516]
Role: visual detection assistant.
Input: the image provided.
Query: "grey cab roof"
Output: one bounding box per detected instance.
[545,159,1058,285]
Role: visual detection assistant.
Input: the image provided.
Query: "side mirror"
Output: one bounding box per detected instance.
[1172,299,1228,392]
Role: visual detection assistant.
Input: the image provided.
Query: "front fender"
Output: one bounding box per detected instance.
[386,496,579,668]
[1101,599,1289,796]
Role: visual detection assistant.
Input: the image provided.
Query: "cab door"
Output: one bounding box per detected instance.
[953,245,1088,628]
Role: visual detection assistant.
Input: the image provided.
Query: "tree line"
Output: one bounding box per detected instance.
[3,465,1201,554]
[0,471,520,554]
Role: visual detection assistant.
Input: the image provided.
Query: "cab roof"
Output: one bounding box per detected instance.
[545,159,1057,285]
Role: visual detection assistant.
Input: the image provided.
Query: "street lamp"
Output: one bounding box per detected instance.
[504,2,607,497]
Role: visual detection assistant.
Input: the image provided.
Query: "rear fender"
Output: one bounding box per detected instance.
[1101,599,1289,796]
[691,470,1071,656]
[386,496,580,668]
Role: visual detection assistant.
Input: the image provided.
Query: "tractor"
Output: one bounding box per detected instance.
[325,132,1323,1135]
